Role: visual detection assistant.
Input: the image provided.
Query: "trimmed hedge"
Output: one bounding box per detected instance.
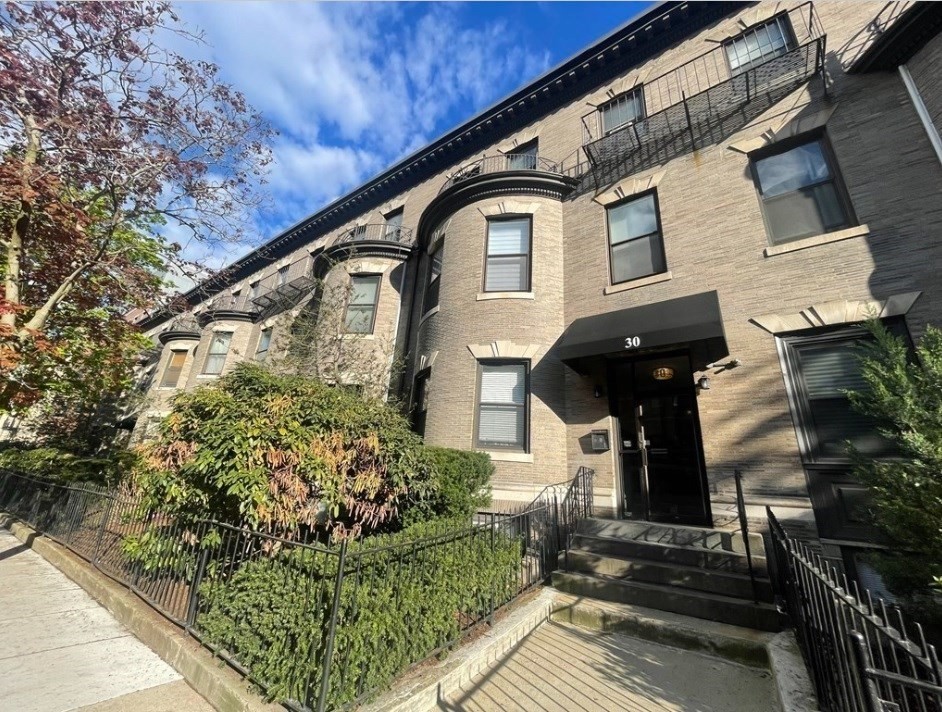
[195,520,521,708]
[408,446,493,523]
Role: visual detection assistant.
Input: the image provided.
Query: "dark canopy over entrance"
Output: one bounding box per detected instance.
[556,290,728,373]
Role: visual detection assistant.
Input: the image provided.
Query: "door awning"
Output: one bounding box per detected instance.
[555,290,728,373]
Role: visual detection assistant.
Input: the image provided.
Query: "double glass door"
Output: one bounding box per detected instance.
[612,354,711,526]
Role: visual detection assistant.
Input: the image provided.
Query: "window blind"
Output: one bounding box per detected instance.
[486,219,529,292]
[478,363,526,449]
[160,351,186,388]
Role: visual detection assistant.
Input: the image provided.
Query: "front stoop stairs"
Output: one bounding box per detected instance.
[552,518,784,632]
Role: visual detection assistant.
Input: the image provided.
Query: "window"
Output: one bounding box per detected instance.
[600,87,645,136]
[276,266,289,287]
[606,191,666,284]
[751,135,853,245]
[725,15,794,75]
[202,331,232,375]
[160,350,187,388]
[423,244,443,314]
[780,325,905,460]
[384,209,404,240]
[484,217,531,292]
[255,327,272,362]
[344,274,381,334]
[506,139,538,170]
[411,369,430,437]
[476,362,528,451]
[249,281,260,299]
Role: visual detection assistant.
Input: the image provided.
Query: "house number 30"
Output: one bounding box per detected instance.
[624,336,641,349]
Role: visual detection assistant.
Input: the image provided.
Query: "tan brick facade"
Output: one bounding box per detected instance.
[132,2,942,540]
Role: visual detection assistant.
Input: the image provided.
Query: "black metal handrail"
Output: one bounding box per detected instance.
[440,154,564,193]
[733,469,760,603]
[767,506,942,712]
[335,223,414,246]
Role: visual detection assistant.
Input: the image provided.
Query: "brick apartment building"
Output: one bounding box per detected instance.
[128,1,942,578]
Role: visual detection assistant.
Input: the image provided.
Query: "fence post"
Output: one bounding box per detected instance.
[316,539,348,712]
[93,494,115,567]
[848,631,883,712]
[186,546,211,629]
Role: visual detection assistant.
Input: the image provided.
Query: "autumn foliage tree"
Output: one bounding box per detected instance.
[0,2,273,413]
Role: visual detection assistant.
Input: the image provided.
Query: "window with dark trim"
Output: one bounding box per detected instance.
[160,350,187,388]
[249,281,260,299]
[750,134,854,245]
[606,191,666,285]
[779,323,907,461]
[484,216,531,292]
[600,87,645,136]
[384,208,404,240]
[506,139,538,170]
[411,368,430,437]
[344,274,381,334]
[724,14,795,75]
[202,332,232,375]
[276,266,289,287]
[423,244,443,315]
[475,361,529,452]
[255,327,272,362]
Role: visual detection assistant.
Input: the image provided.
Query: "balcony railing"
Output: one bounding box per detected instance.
[440,154,565,193]
[249,253,316,312]
[335,223,414,246]
[581,2,825,180]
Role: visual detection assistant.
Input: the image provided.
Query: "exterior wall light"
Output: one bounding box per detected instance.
[652,366,675,381]
[593,384,604,398]
[697,376,711,390]
[590,429,610,452]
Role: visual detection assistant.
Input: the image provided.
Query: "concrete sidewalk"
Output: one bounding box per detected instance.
[0,529,213,712]
[440,619,778,711]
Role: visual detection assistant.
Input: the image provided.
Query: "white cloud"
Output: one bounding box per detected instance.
[170,1,553,261]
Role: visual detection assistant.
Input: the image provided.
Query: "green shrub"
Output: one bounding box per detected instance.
[0,444,135,485]
[195,522,521,708]
[135,363,434,536]
[407,446,493,524]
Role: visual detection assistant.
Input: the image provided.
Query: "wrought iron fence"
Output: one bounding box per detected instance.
[767,507,942,712]
[334,223,415,246]
[0,465,594,711]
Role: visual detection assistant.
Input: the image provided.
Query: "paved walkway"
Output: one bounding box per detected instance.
[0,529,213,712]
[440,620,778,712]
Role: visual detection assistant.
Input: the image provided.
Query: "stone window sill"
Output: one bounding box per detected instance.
[419,305,440,325]
[763,224,870,257]
[196,374,219,380]
[341,333,376,340]
[476,291,535,301]
[603,271,672,295]
[484,451,534,463]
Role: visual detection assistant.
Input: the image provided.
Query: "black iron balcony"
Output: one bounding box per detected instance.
[250,254,317,312]
[335,223,414,246]
[581,2,826,182]
[440,154,565,193]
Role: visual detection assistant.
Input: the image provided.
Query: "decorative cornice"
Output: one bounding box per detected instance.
[196,309,257,327]
[418,171,577,249]
[157,329,201,345]
[593,169,666,205]
[315,240,413,277]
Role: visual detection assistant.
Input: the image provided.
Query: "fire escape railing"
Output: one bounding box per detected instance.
[581,2,826,181]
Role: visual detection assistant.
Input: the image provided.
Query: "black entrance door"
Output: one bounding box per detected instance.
[611,354,711,526]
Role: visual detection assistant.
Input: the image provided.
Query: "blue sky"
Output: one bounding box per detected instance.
[172,1,655,269]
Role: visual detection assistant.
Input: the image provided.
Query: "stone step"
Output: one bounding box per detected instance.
[561,549,774,602]
[570,533,769,576]
[550,592,774,669]
[576,517,766,555]
[551,571,784,632]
